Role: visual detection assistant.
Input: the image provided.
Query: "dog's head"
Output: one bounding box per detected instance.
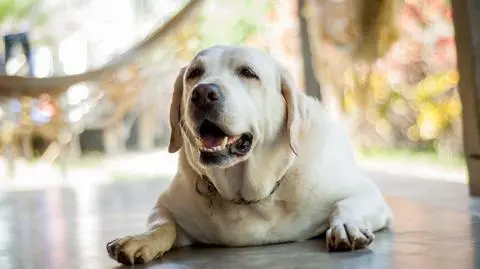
[168,46,300,168]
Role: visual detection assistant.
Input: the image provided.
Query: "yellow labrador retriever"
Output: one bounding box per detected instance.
[106,45,393,265]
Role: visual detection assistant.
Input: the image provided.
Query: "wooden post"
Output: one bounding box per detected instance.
[5,142,16,179]
[1,121,16,179]
[103,122,126,155]
[139,107,156,151]
[22,131,33,161]
[451,0,480,196]
[297,0,322,100]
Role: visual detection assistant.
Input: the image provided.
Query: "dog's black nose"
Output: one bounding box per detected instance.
[191,83,223,109]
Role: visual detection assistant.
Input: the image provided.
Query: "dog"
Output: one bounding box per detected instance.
[106,45,393,265]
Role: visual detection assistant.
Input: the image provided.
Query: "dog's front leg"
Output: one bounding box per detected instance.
[326,188,392,252]
[106,205,177,265]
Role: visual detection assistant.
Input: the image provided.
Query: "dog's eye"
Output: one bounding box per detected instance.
[187,67,204,80]
[238,66,259,80]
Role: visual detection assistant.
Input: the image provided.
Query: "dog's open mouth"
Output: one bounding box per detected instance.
[198,120,252,156]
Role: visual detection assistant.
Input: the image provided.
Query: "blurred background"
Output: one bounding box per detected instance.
[0,1,472,268]
[0,0,464,189]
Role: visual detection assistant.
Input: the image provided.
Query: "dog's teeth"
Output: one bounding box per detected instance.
[200,147,220,152]
[200,143,228,152]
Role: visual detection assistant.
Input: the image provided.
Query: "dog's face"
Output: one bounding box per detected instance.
[168,46,300,168]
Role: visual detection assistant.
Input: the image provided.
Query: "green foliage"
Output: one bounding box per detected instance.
[342,69,461,154]
[0,0,40,23]
[196,0,273,49]
[167,0,275,61]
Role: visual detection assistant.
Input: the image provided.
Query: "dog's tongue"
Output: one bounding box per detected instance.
[202,136,226,149]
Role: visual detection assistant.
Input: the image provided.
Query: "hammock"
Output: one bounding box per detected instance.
[0,0,204,98]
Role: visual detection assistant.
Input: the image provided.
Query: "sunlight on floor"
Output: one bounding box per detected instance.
[0,150,178,191]
[0,149,467,191]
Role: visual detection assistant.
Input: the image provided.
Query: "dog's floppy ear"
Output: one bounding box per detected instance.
[279,65,301,155]
[168,67,186,153]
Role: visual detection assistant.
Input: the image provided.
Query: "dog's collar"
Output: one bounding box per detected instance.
[195,175,283,205]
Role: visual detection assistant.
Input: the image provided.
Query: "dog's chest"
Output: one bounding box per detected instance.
[180,198,324,246]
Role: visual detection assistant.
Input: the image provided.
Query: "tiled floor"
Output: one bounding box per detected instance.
[0,172,479,269]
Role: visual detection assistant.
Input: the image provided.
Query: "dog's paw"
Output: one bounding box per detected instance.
[106,234,164,265]
[326,222,374,252]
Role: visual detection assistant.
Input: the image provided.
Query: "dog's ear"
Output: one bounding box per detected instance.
[168,67,186,153]
[279,65,301,155]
